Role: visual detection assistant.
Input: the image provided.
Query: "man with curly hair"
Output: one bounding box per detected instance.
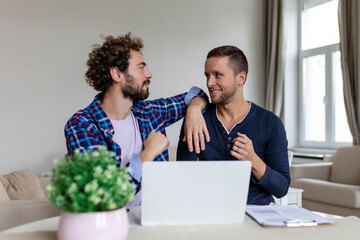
[65,33,209,206]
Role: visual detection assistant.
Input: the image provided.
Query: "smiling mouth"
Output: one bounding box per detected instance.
[210,89,221,95]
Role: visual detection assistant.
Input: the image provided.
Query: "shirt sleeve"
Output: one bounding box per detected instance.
[143,86,208,128]
[176,119,198,161]
[65,122,103,156]
[184,86,203,106]
[253,118,291,198]
[128,154,142,182]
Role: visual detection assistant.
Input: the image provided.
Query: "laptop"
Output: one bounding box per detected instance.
[141,161,251,226]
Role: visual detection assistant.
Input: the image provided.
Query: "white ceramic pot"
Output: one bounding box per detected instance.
[58,207,128,240]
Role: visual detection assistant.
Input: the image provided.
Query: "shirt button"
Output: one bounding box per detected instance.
[227,144,230,148]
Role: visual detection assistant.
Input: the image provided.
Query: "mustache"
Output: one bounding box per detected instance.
[209,87,220,91]
[143,79,151,85]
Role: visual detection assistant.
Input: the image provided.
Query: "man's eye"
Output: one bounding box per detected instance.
[215,73,221,77]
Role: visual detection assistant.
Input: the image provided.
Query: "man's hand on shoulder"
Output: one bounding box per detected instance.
[183,97,210,154]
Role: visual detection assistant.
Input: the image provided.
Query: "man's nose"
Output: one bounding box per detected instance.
[145,68,152,79]
[206,76,215,87]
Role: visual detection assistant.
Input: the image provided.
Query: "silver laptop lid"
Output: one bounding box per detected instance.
[141,161,251,226]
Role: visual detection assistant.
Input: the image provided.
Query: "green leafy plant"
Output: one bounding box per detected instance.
[47,146,135,212]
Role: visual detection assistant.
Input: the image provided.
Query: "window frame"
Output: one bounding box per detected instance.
[298,0,351,148]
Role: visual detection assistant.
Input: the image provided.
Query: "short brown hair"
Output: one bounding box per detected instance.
[207,45,248,77]
[85,33,143,93]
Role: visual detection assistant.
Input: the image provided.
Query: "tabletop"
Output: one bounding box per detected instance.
[1,208,359,240]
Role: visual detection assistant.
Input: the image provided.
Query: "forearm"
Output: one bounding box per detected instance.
[250,155,267,181]
[140,131,169,163]
[257,167,290,198]
[257,150,291,197]
[143,86,208,128]
[254,157,291,198]
[139,148,157,163]
[187,96,207,112]
[257,118,290,196]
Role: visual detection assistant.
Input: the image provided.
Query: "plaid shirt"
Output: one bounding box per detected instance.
[65,87,207,192]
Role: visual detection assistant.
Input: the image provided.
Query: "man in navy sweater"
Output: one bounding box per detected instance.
[177,45,290,205]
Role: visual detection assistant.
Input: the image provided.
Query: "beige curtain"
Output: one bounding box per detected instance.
[265,0,287,118]
[338,0,360,145]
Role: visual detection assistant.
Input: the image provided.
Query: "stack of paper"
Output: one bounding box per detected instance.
[246,205,333,227]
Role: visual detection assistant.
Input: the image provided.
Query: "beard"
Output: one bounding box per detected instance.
[122,73,150,101]
[210,80,237,104]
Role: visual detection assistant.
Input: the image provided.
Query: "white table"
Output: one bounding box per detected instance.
[5,207,253,233]
[2,206,354,240]
[3,206,342,234]
[2,217,358,240]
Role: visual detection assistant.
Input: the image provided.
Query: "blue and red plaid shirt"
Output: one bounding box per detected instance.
[65,87,207,193]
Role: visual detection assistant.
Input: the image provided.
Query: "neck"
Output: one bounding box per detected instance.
[100,87,133,120]
[216,94,250,132]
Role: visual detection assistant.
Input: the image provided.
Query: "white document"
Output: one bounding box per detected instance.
[246,205,333,227]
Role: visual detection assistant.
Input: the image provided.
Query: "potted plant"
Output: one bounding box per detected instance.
[47,146,135,240]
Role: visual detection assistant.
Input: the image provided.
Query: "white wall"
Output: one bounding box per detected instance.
[0,0,266,176]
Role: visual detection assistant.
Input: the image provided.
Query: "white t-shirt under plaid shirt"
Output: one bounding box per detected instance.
[110,112,143,206]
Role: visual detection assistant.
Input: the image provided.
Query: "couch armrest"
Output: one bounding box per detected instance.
[290,162,332,183]
[0,199,60,231]
[292,178,360,209]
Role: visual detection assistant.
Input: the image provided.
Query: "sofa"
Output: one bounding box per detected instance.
[291,146,360,217]
[0,170,60,231]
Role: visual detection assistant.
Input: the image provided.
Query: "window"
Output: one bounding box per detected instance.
[299,0,352,148]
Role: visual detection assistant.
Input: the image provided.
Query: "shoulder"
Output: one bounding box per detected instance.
[252,103,282,124]
[65,108,94,130]
[250,103,285,138]
[65,98,100,131]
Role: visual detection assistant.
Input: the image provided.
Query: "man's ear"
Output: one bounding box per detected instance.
[236,71,247,86]
[110,67,123,83]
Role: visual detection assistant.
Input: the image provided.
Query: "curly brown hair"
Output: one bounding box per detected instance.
[85,33,144,93]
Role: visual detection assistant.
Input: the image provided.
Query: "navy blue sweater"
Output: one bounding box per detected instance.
[177,103,290,205]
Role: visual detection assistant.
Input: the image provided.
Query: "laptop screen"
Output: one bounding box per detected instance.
[141,161,251,225]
